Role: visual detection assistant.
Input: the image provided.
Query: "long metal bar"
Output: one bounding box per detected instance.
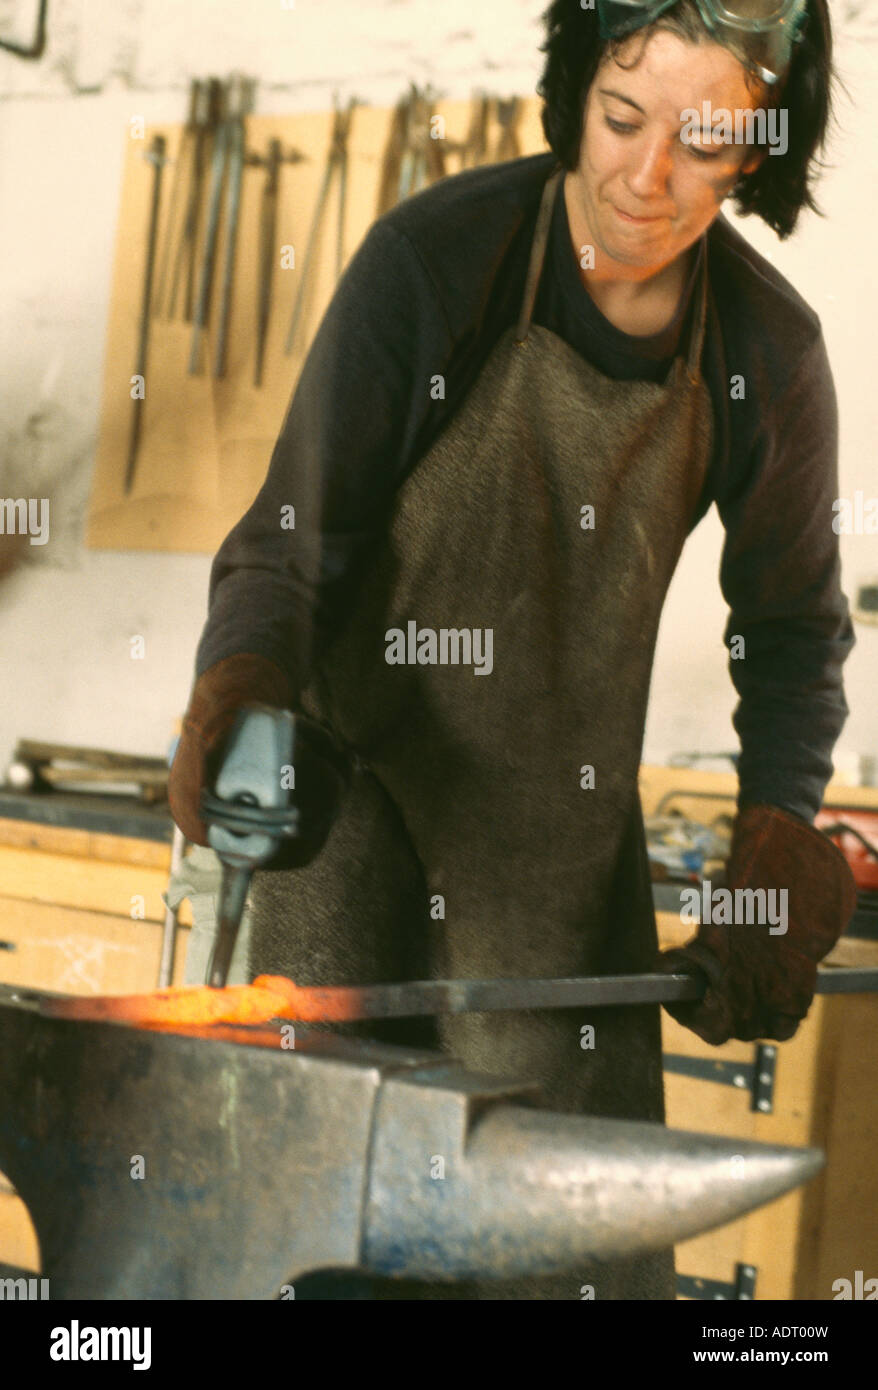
[254,137,281,386]
[397,90,418,203]
[168,79,215,321]
[188,82,229,373]
[331,972,702,1020]
[284,97,355,355]
[213,76,253,378]
[154,79,200,318]
[812,966,878,994]
[236,967,878,1024]
[335,121,349,279]
[284,155,332,354]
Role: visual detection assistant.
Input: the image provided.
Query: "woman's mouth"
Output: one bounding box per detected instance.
[613,206,664,224]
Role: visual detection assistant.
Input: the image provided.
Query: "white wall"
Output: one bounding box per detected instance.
[0,0,875,779]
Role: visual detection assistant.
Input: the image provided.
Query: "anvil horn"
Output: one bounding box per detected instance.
[363,1085,822,1279]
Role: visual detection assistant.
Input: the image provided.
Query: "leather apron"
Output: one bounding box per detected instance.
[250,166,714,1300]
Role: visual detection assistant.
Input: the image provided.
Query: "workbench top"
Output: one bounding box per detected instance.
[0,789,173,844]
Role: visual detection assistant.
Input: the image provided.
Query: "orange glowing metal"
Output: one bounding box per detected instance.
[41,975,371,1031]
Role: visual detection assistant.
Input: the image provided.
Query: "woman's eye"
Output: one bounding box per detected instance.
[685,141,723,161]
[605,116,638,135]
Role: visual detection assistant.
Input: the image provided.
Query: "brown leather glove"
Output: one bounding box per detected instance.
[657,803,857,1045]
[167,653,292,846]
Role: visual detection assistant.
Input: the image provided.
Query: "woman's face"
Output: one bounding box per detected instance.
[568,28,767,274]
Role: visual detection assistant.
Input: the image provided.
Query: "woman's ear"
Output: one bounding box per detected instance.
[740,148,768,176]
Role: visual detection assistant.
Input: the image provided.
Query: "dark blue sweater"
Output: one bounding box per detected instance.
[197,151,854,822]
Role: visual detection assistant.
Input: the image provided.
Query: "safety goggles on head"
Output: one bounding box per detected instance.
[596,0,809,86]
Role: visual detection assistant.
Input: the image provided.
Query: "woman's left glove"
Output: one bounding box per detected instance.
[656,803,857,1045]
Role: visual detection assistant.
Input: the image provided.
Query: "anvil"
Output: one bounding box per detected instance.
[0,983,822,1299]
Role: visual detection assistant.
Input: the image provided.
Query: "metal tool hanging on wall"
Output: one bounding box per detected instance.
[375,84,450,220]
[459,92,491,169]
[255,137,283,387]
[247,135,304,384]
[161,79,222,324]
[186,79,229,372]
[189,75,257,377]
[284,96,357,357]
[213,76,256,378]
[375,93,408,219]
[459,92,523,169]
[493,95,523,162]
[397,85,447,202]
[155,79,204,321]
[125,132,167,495]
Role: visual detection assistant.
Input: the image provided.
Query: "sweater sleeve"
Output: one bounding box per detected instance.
[195,219,455,696]
[717,331,855,822]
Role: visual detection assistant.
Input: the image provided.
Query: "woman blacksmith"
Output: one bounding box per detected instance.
[169,0,857,1299]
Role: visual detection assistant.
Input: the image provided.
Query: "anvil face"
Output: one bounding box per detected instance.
[0,985,822,1299]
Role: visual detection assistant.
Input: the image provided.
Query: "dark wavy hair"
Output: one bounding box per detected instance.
[537,0,835,238]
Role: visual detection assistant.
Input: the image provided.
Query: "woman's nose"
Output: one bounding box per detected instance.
[626,136,672,201]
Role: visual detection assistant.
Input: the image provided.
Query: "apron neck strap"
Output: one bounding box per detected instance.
[685,236,709,385]
[515,166,563,345]
[515,165,711,385]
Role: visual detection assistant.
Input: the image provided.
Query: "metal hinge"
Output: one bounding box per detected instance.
[678,1263,758,1300]
[663,1042,778,1113]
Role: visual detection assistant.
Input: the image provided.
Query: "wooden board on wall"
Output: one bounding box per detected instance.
[87,97,548,553]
